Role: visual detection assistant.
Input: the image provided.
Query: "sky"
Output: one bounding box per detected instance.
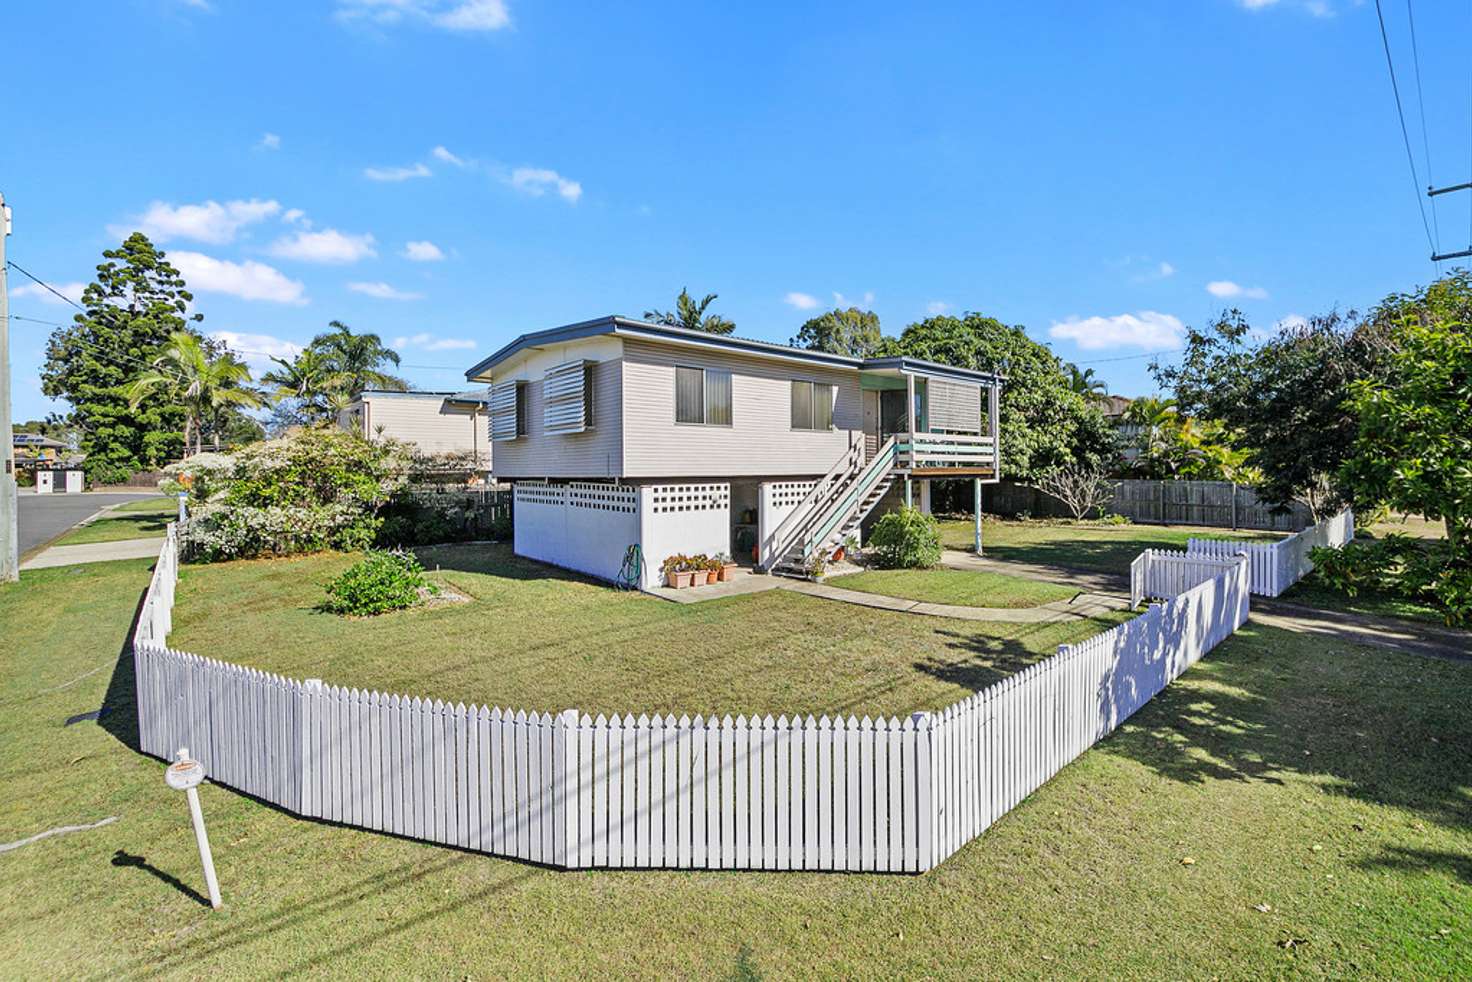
[4,0,1470,423]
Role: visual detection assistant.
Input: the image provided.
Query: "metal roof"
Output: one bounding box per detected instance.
[463,315,1004,385]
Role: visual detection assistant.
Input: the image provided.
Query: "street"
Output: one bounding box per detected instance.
[16,490,162,555]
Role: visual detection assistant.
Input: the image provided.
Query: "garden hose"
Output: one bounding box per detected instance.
[616,543,644,591]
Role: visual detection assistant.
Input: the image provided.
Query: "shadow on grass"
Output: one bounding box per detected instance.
[111,850,212,909]
[1090,623,1472,880]
[409,541,615,589]
[97,575,148,754]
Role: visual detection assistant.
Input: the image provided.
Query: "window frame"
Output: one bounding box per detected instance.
[790,379,835,431]
[674,365,733,427]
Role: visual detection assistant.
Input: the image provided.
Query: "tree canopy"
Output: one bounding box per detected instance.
[261,322,406,430]
[123,331,262,455]
[40,233,200,483]
[790,307,884,357]
[885,313,1114,480]
[1151,309,1390,518]
[644,288,736,335]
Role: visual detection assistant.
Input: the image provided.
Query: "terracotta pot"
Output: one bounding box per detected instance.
[832,547,845,563]
[718,563,737,582]
[670,570,693,589]
[702,570,718,585]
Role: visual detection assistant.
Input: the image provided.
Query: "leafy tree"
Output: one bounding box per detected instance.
[884,312,1114,480]
[1343,274,1472,565]
[790,307,884,357]
[261,323,405,429]
[644,288,736,335]
[123,331,262,455]
[1152,309,1390,519]
[41,233,198,483]
[261,347,347,426]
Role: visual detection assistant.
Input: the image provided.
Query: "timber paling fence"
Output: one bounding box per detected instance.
[135,525,1249,873]
[985,479,1314,531]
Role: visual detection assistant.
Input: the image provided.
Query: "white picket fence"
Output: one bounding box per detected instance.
[1186,509,1354,597]
[134,525,1250,873]
[1129,549,1247,608]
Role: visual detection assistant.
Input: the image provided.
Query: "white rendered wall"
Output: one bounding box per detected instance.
[758,480,817,567]
[513,482,639,583]
[638,483,731,588]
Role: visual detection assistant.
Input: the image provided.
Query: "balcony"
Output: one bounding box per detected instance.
[895,432,999,478]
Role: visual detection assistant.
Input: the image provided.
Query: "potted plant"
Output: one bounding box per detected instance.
[662,554,693,589]
[715,552,738,582]
[834,534,860,564]
[696,554,719,585]
[805,550,828,581]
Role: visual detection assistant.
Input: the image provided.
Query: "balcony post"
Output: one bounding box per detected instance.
[974,477,983,555]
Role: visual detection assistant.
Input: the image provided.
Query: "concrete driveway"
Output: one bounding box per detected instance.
[16,490,164,556]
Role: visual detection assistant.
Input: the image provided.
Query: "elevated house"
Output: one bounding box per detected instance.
[465,316,1002,588]
[338,389,492,473]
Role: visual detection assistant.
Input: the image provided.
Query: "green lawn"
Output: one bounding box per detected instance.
[1280,579,1450,626]
[828,567,1078,608]
[1,556,1467,977]
[939,518,1280,576]
[52,498,172,546]
[167,544,1121,719]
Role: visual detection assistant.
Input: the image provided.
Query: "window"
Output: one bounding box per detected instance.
[790,380,834,430]
[490,379,524,441]
[584,364,596,428]
[515,383,529,437]
[675,366,732,426]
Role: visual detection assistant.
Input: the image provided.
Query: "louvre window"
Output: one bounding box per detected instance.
[790,380,834,430]
[544,360,596,434]
[675,366,732,426]
[490,380,524,441]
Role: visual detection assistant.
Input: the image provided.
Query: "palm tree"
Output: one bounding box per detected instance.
[310,320,407,395]
[124,331,263,456]
[261,347,344,424]
[1065,363,1108,399]
[644,288,736,335]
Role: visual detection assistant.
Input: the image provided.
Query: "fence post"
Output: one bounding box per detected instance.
[300,678,323,818]
[1230,482,1237,530]
[557,708,578,869]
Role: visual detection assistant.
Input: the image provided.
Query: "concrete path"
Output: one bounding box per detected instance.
[21,537,164,571]
[17,491,163,556]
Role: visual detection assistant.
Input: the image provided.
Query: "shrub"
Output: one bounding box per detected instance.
[867,506,943,569]
[322,550,434,616]
[183,429,408,561]
[1308,535,1471,626]
[160,452,236,504]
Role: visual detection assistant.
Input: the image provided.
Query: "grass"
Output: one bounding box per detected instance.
[938,517,1278,576]
[1280,579,1450,626]
[167,544,1123,719]
[827,567,1078,608]
[0,556,1468,977]
[52,498,173,547]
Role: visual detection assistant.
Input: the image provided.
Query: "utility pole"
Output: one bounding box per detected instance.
[0,192,17,582]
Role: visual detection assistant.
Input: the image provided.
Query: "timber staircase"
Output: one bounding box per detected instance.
[765,435,900,577]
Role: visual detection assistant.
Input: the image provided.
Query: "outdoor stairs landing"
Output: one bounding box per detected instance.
[769,444,899,578]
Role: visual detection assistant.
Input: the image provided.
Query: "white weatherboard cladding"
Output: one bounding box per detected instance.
[543,360,590,434]
[490,360,624,478]
[513,482,639,582]
[927,379,982,433]
[758,481,817,567]
[359,394,485,456]
[489,382,520,442]
[620,339,861,478]
[137,521,1252,873]
[638,483,731,588]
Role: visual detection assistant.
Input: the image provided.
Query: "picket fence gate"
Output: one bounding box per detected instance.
[134,525,1250,873]
[1186,509,1354,597]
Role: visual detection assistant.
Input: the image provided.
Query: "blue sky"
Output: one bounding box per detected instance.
[5,0,1469,422]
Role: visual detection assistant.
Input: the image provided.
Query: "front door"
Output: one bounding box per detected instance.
[862,391,880,458]
[880,389,908,439]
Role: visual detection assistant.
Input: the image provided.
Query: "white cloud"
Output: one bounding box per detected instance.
[11,281,86,306]
[348,281,425,301]
[783,291,819,310]
[335,0,511,33]
[171,252,308,304]
[258,132,281,151]
[1274,313,1309,332]
[282,208,308,226]
[268,228,377,264]
[508,167,582,203]
[119,198,281,245]
[1237,0,1337,16]
[391,332,477,351]
[1157,262,1176,277]
[210,330,303,376]
[1048,311,1186,351]
[364,162,432,182]
[1206,280,1269,300]
[431,145,467,167]
[926,300,952,315]
[833,290,875,309]
[402,240,446,261]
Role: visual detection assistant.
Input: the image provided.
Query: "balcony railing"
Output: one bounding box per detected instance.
[896,432,998,474]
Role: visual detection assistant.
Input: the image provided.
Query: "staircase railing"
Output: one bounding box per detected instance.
[800,436,898,561]
[762,433,865,570]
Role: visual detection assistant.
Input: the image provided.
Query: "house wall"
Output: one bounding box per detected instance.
[513,482,640,582]
[620,338,862,479]
[360,395,485,457]
[637,483,731,588]
[489,340,625,479]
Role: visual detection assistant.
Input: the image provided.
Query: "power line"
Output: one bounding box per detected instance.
[1406,0,1440,256]
[1374,0,1438,259]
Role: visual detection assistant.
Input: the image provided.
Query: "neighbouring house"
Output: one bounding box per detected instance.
[463,315,1002,588]
[338,389,492,473]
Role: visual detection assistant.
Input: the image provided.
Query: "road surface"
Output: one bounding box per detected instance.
[16,491,163,556]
